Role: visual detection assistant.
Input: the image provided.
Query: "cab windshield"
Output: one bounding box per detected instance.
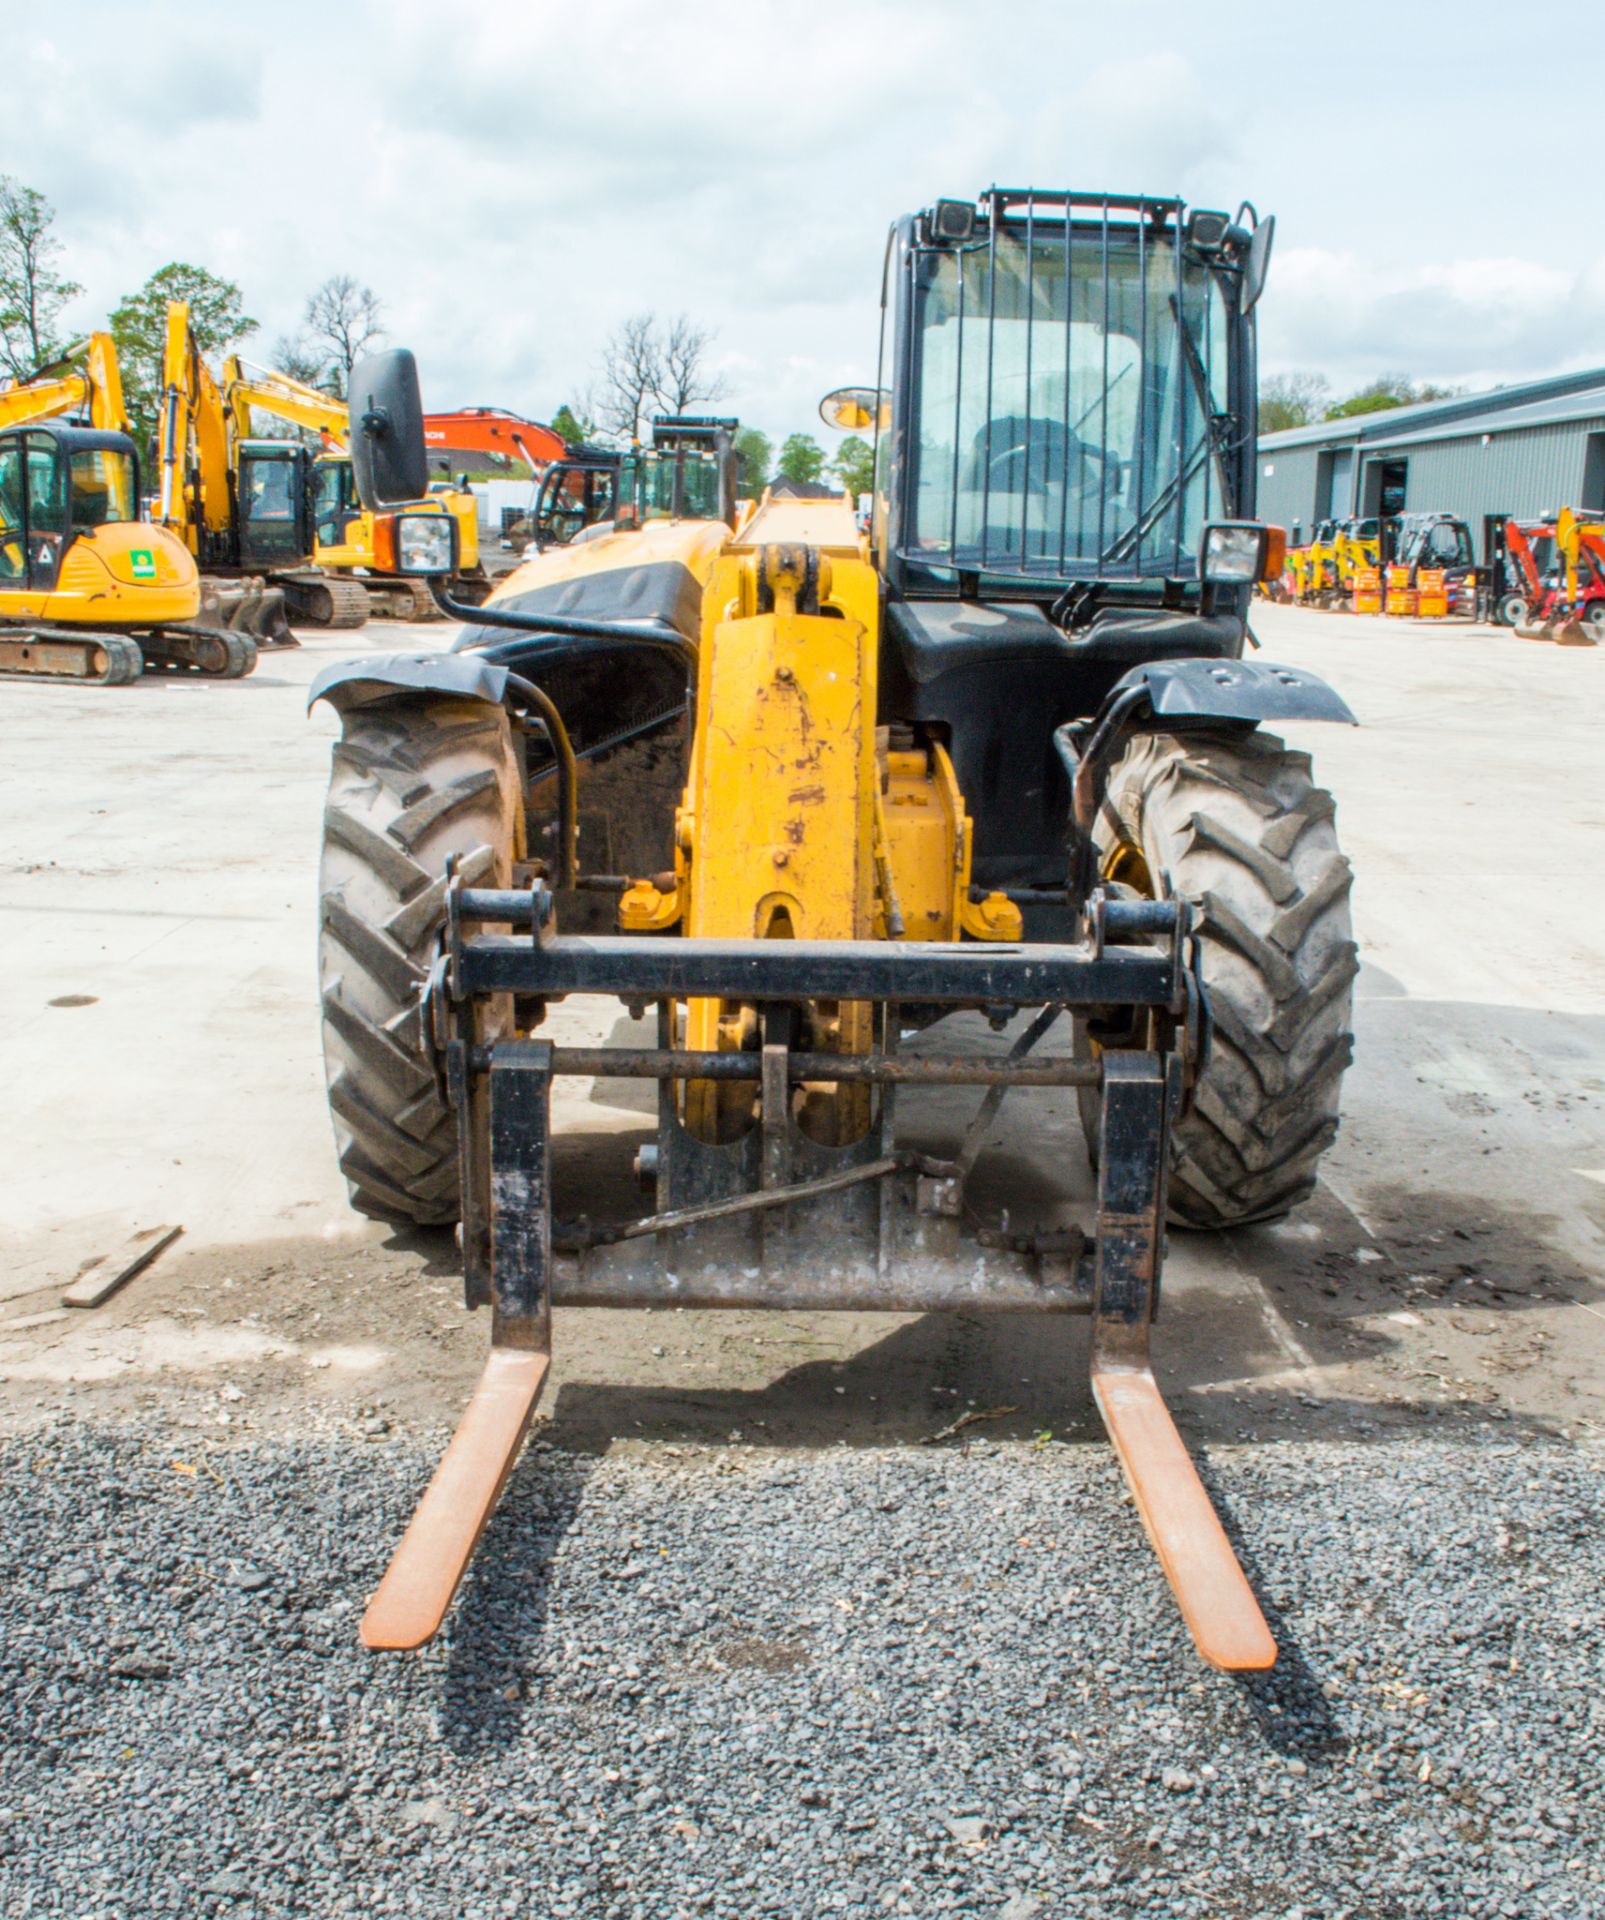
[619,447,721,521]
[69,449,138,529]
[905,221,1232,581]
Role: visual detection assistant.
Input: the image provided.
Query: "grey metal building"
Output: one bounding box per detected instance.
[1256,368,1605,541]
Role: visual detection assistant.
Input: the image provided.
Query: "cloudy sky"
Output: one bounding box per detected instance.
[13,0,1601,444]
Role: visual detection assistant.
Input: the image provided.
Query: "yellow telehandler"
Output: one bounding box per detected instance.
[314,189,1357,1672]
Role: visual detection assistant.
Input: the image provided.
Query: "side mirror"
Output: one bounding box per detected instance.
[1242,215,1275,314]
[819,386,888,432]
[348,349,428,509]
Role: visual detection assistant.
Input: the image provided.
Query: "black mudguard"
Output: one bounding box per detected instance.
[308,651,511,714]
[1103,656,1357,730]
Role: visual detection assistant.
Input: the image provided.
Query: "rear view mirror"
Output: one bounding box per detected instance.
[819,386,889,432]
[1242,215,1275,314]
[348,349,428,509]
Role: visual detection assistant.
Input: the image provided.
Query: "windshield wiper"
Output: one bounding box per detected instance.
[1099,432,1212,568]
[1168,291,1239,519]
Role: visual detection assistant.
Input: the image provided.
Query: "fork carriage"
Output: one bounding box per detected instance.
[360,877,1275,1673]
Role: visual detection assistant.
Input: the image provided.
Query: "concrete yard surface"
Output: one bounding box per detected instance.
[1,605,1603,1918]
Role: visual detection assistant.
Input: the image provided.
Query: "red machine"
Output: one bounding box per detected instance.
[1504,512,1605,643]
[422,407,569,474]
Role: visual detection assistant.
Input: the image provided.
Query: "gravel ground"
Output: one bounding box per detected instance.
[2,1421,1602,1919]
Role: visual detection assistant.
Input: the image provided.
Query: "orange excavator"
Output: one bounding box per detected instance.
[1494,517,1553,628]
[422,407,568,475]
[1511,508,1605,644]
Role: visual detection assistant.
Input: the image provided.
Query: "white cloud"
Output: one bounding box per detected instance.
[7,0,1599,443]
[1262,246,1605,390]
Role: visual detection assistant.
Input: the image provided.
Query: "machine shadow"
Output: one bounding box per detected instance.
[438,1447,590,1757]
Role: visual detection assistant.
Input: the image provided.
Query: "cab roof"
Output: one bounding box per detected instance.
[0,420,137,457]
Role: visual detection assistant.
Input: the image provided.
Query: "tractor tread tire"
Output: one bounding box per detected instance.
[1082,728,1356,1229]
[318,697,519,1226]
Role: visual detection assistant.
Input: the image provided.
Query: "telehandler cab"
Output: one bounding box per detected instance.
[314,189,1356,1670]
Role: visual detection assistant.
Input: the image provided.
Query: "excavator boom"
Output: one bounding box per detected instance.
[423,407,568,474]
[0,334,129,435]
[223,356,350,447]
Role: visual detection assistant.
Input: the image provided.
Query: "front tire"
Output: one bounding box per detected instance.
[1079,728,1356,1228]
[318,696,520,1225]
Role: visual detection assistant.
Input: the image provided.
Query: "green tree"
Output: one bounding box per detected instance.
[777,432,824,485]
[831,434,874,496]
[110,262,256,444]
[1324,374,1461,421]
[1258,371,1331,435]
[551,403,595,447]
[734,426,771,498]
[0,176,81,380]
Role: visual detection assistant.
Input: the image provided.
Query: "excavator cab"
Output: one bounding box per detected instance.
[619,416,739,528]
[529,452,618,550]
[235,441,315,573]
[0,424,140,590]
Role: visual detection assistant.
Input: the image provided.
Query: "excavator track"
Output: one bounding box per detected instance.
[140,629,259,678]
[274,570,371,632]
[0,630,144,685]
[352,576,443,623]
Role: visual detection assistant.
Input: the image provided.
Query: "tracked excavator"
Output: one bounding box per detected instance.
[155,306,368,640]
[224,358,487,619]
[315,189,1359,1672]
[423,405,568,474]
[0,335,251,684]
[1511,506,1605,644]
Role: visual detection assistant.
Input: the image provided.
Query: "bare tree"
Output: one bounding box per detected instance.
[656,314,727,414]
[1258,370,1331,435]
[270,332,333,389]
[303,274,385,397]
[600,312,663,443]
[0,176,82,381]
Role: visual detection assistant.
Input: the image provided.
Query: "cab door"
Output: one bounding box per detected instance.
[0,434,25,588]
[24,433,69,591]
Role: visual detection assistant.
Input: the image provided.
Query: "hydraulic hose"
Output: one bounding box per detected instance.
[503,672,578,891]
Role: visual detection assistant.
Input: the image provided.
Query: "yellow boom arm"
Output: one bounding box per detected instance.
[222,356,349,447]
[0,333,130,435]
[157,302,234,542]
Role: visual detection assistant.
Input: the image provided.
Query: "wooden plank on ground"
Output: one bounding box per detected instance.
[61,1224,183,1309]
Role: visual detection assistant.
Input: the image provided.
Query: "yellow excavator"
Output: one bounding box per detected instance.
[223,356,484,620]
[156,304,369,639]
[0,335,251,684]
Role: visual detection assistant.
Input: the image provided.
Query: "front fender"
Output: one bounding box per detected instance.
[308,650,512,714]
[1105,656,1357,728]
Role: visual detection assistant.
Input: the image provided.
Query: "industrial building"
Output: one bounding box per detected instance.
[1257,367,1605,541]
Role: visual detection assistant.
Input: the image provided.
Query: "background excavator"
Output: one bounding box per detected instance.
[1509,507,1605,644]
[225,357,488,619]
[422,405,568,475]
[156,304,368,640]
[0,334,251,684]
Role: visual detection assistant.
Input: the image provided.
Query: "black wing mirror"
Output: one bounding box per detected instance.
[348,349,428,509]
[1242,215,1275,314]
